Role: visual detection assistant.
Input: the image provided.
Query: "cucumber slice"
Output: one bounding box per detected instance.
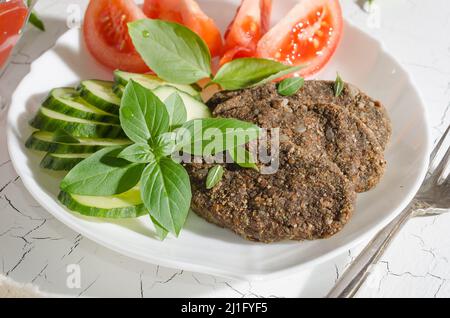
[26,131,131,154]
[112,84,124,98]
[43,88,119,124]
[152,86,212,121]
[78,80,121,115]
[30,107,125,138]
[114,70,202,101]
[59,186,147,219]
[40,153,91,171]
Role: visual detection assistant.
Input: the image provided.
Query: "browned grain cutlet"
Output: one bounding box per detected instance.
[187,81,391,242]
[208,80,392,150]
[212,84,386,192]
[187,144,356,243]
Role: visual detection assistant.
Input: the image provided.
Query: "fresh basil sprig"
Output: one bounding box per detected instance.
[61,81,262,238]
[128,19,302,90]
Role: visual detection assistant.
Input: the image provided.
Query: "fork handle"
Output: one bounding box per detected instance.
[326,201,416,298]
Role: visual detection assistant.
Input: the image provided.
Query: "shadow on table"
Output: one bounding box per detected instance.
[355,0,368,11]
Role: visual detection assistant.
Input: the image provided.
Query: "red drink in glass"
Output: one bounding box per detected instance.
[0,0,29,71]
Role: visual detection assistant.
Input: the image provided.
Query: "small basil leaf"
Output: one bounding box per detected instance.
[29,12,45,31]
[164,92,187,127]
[140,158,192,236]
[26,1,45,31]
[128,19,212,84]
[120,80,170,144]
[253,66,303,87]
[60,146,145,196]
[277,77,304,96]
[334,73,345,97]
[230,146,259,171]
[206,165,224,190]
[212,58,302,90]
[176,118,261,156]
[118,143,155,164]
[52,129,80,144]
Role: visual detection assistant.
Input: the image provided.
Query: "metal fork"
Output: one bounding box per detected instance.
[327,124,450,298]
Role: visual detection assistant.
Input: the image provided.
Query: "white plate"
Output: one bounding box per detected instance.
[6,0,431,280]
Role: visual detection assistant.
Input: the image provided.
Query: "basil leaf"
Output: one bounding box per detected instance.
[140,158,192,236]
[152,132,177,158]
[128,19,212,84]
[206,165,224,190]
[164,92,187,127]
[26,1,45,31]
[52,128,79,144]
[253,66,303,87]
[212,58,301,90]
[120,81,170,144]
[28,11,45,32]
[176,118,261,156]
[230,146,259,171]
[151,216,169,240]
[277,77,304,96]
[118,143,155,164]
[60,146,145,196]
[334,73,345,97]
[29,12,45,31]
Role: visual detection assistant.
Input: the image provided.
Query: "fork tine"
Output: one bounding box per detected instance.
[430,125,450,163]
[436,147,450,185]
[436,146,450,184]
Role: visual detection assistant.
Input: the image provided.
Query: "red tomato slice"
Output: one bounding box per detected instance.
[143,0,223,57]
[83,0,149,73]
[0,0,28,69]
[220,0,272,66]
[256,0,343,77]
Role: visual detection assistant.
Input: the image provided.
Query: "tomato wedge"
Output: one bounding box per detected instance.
[0,0,28,70]
[220,0,272,66]
[257,0,343,77]
[83,0,149,73]
[143,0,223,57]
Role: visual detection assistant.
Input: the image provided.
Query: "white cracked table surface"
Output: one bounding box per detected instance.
[0,0,449,298]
